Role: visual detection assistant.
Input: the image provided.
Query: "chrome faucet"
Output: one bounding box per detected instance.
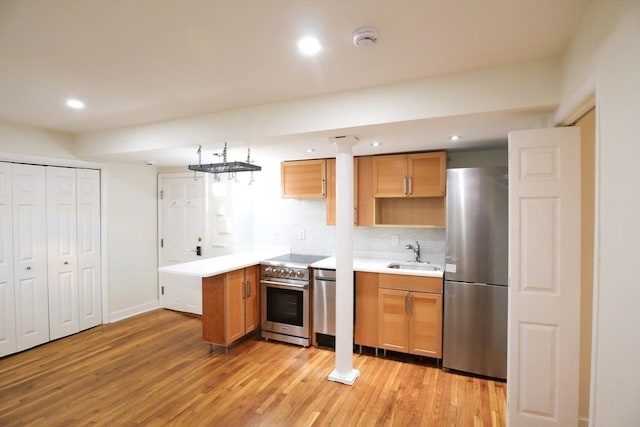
[405,241,421,262]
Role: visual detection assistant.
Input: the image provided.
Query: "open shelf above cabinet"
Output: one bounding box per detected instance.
[374,197,445,228]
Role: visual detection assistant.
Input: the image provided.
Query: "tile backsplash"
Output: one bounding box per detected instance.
[252,198,446,266]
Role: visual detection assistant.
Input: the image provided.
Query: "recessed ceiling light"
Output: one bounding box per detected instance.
[371,142,381,147]
[449,135,461,141]
[298,36,322,56]
[66,98,85,109]
[306,148,315,153]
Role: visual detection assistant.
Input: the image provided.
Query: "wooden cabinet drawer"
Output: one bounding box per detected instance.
[378,273,442,293]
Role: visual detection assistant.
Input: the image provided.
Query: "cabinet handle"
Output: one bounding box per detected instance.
[408,176,413,195]
[404,293,409,314]
[64,261,69,265]
[402,176,407,195]
[322,178,326,197]
[26,266,32,270]
[246,280,250,297]
[409,293,414,314]
[242,281,247,299]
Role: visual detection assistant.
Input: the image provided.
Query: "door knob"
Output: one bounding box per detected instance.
[26,266,31,270]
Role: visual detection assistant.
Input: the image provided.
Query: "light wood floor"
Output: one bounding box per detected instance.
[0,309,506,426]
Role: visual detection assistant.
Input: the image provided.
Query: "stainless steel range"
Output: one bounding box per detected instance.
[260,254,327,347]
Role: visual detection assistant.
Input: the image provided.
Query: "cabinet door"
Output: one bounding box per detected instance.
[372,155,407,197]
[355,156,374,226]
[378,288,409,352]
[13,164,49,352]
[355,272,378,347]
[76,169,102,330]
[326,158,373,226]
[202,275,225,344]
[325,158,336,225]
[407,152,446,197]
[409,292,442,358]
[0,163,16,357]
[47,167,79,341]
[244,266,260,334]
[281,159,326,198]
[226,269,246,344]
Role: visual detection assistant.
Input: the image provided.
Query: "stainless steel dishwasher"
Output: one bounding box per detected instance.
[313,268,336,338]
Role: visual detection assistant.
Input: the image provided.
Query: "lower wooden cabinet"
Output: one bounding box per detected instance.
[377,274,443,358]
[354,271,378,347]
[202,265,259,348]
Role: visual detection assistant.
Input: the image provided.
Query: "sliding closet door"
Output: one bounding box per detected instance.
[47,166,79,340]
[76,169,101,330]
[0,163,16,357]
[13,164,49,351]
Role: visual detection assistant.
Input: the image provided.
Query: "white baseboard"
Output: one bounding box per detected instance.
[109,300,161,323]
[578,416,589,427]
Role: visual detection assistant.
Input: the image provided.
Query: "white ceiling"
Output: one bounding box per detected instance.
[0,0,589,164]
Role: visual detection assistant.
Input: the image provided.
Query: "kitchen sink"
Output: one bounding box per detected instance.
[386,262,442,272]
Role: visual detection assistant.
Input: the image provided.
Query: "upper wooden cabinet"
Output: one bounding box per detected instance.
[373,152,446,197]
[326,157,374,226]
[281,159,326,198]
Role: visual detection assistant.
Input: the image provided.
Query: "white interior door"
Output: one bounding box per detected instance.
[76,169,102,330]
[508,127,581,426]
[13,164,49,351]
[47,166,79,340]
[0,163,16,357]
[159,176,204,315]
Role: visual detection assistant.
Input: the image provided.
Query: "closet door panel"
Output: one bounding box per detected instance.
[47,167,79,340]
[13,164,48,351]
[76,169,101,330]
[0,163,16,357]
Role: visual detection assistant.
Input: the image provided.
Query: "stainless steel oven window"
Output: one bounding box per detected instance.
[265,286,304,327]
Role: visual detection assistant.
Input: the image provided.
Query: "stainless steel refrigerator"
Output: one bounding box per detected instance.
[443,167,508,380]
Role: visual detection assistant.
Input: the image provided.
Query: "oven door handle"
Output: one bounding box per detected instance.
[260,280,309,290]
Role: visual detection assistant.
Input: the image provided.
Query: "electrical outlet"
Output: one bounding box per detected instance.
[391,235,399,247]
[298,229,306,240]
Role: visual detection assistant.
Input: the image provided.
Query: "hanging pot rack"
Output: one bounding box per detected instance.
[188,142,261,175]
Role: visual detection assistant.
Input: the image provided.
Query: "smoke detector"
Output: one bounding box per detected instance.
[352,26,379,48]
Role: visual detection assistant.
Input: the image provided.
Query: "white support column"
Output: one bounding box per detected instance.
[328,135,360,386]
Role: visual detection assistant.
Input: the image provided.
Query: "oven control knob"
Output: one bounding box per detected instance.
[296,270,304,278]
[279,268,286,275]
[265,267,272,274]
[287,269,295,277]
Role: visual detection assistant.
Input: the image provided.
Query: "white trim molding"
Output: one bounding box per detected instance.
[109,301,161,323]
[554,72,597,126]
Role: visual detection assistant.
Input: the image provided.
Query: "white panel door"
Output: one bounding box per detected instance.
[47,166,79,340]
[159,176,203,315]
[76,169,102,330]
[0,163,16,357]
[508,127,581,426]
[13,164,49,351]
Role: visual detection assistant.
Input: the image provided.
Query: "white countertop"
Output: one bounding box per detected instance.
[311,257,444,278]
[158,249,289,278]
[159,251,443,279]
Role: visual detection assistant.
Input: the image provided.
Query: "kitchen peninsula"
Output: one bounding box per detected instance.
[160,251,444,356]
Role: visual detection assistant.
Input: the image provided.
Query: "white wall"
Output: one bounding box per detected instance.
[0,120,76,158]
[106,162,159,320]
[560,2,640,425]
